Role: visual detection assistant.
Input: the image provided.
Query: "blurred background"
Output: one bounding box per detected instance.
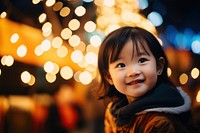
[0,0,200,132]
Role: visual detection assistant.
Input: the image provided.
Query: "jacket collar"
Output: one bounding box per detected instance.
[137,86,191,115]
[110,83,188,126]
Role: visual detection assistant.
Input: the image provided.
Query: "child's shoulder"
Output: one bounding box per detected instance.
[136,112,192,133]
[137,112,173,125]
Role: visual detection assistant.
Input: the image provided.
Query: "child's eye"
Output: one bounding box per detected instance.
[138,58,147,63]
[116,63,126,68]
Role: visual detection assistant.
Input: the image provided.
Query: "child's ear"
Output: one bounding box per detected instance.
[157,57,165,75]
[106,74,114,85]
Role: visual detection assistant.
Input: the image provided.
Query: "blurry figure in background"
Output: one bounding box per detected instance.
[4,106,33,133]
[3,96,33,133]
[0,97,9,133]
[31,94,51,133]
[84,80,106,133]
[97,26,198,132]
[45,84,84,133]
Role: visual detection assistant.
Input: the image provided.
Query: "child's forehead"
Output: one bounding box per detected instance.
[109,37,152,62]
[119,39,151,56]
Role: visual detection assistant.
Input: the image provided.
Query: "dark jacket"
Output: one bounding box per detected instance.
[104,83,196,133]
[105,104,193,133]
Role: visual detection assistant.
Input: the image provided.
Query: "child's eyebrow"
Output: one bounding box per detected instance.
[137,50,150,56]
[138,52,149,56]
[116,56,125,60]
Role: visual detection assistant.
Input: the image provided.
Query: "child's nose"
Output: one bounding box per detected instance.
[126,65,141,77]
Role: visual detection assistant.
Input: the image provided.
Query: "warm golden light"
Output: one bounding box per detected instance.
[4,55,14,67]
[85,65,97,79]
[21,71,31,84]
[45,0,56,7]
[60,7,70,17]
[105,24,120,35]
[44,61,54,73]
[17,44,27,57]
[1,56,6,66]
[96,16,109,29]
[42,22,52,37]
[79,71,92,85]
[90,70,97,79]
[74,41,86,52]
[86,64,97,72]
[75,6,86,17]
[84,21,96,32]
[32,0,40,4]
[191,67,199,79]
[74,71,81,82]
[42,30,52,37]
[53,1,63,11]
[179,73,188,85]
[41,39,51,52]
[121,10,133,22]
[95,0,156,35]
[86,44,99,54]
[68,35,81,47]
[60,66,73,80]
[56,45,68,58]
[0,0,159,86]
[196,90,200,102]
[52,36,63,48]
[167,67,172,77]
[85,52,97,66]
[90,35,102,47]
[9,96,34,111]
[42,22,52,32]
[103,0,115,7]
[46,73,56,83]
[10,33,19,43]
[140,19,155,32]
[61,28,72,40]
[34,45,44,56]
[38,13,47,23]
[51,63,59,75]
[28,75,36,86]
[1,11,7,18]
[68,19,80,31]
[71,50,83,63]
[78,58,88,68]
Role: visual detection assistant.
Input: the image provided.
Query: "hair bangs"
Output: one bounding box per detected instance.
[109,38,130,63]
[130,35,150,59]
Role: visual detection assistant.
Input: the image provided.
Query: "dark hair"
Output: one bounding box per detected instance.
[97,26,173,100]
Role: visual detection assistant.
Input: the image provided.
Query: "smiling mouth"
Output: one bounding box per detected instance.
[127,80,144,85]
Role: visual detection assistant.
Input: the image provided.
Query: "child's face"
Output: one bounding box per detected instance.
[108,40,160,102]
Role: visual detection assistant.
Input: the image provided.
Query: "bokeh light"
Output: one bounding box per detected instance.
[191,67,199,79]
[179,73,188,85]
[10,33,19,44]
[60,66,73,80]
[21,71,31,84]
[17,45,27,57]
